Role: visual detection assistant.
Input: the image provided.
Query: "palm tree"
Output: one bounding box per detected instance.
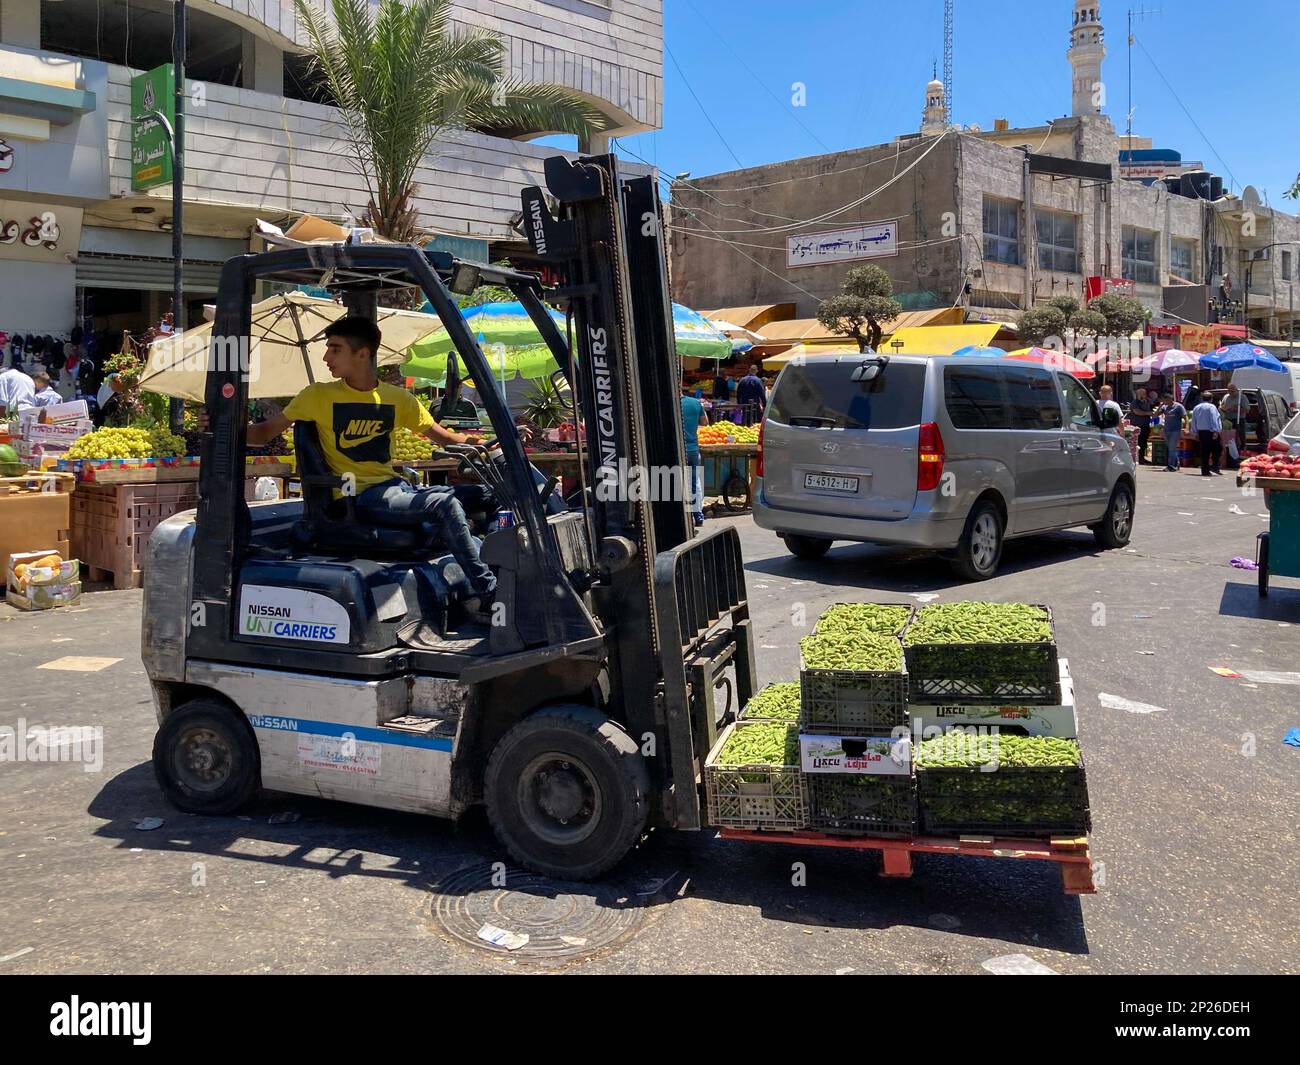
[295,0,604,242]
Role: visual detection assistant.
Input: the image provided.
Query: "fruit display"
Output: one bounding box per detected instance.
[800,629,904,673]
[392,427,433,462]
[815,603,912,638]
[696,420,760,446]
[65,426,186,460]
[718,721,800,767]
[1240,453,1300,479]
[904,602,1052,645]
[740,683,801,721]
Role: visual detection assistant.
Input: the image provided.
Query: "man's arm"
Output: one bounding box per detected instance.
[247,411,292,448]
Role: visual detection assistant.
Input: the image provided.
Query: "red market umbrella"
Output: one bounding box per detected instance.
[1005,347,1096,379]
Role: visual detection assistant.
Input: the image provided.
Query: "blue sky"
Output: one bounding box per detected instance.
[608,0,1299,206]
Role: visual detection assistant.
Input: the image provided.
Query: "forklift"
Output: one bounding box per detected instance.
[142,154,758,880]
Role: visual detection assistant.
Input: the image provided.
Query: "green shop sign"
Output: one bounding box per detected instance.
[131,64,175,191]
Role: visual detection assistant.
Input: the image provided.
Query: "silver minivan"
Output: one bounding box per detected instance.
[754,355,1137,580]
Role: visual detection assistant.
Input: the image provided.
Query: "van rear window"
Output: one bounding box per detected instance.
[769,361,925,430]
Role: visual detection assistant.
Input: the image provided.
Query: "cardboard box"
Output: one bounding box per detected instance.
[909,659,1078,738]
[19,399,89,425]
[6,579,81,611]
[24,419,92,447]
[0,490,72,570]
[799,733,912,776]
[8,549,78,590]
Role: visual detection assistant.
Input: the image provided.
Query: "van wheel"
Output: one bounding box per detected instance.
[952,500,1003,581]
[1092,483,1135,549]
[782,534,833,560]
[485,706,649,881]
[153,700,260,815]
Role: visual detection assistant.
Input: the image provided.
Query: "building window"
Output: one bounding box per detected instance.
[983,197,1021,266]
[1170,238,1197,283]
[1036,211,1079,274]
[1284,250,1294,283]
[1122,227,1158,285]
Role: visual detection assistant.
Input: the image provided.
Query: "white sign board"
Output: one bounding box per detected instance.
[238,584,351,645]
[787,221,899,268]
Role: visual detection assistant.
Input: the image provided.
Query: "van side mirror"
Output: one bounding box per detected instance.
[1099,405,1121,430]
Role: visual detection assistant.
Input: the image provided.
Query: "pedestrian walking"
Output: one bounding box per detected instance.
[1219,385,1250,465]
[1158,392,1187,472]
[681,388,709,527]
[1190,394,1223,477]
[735,362,767,424]
[1129,387,1154,464]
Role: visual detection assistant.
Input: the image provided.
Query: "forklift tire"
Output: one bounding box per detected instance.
[484,705,649,881]
[153,700,261,816]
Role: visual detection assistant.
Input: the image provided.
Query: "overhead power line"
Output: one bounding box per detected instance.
[665,44,746,170]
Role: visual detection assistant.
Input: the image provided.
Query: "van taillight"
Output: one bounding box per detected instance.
[1268,437,1291,453]
[756,419,765,478]
[917,422,945,492]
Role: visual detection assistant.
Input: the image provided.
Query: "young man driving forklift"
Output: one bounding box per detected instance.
[244,316,497,603]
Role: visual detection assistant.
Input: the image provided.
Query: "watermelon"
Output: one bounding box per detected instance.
[0,444,18,465]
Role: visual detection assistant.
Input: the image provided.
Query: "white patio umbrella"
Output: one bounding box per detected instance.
[138,292,444,402]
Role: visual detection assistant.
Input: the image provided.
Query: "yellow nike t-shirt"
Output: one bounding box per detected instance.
[283,379,434,491]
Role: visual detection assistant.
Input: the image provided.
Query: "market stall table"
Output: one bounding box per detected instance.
[700,442,758,512]
[1241,473,1300,597]
[69,461,292,590]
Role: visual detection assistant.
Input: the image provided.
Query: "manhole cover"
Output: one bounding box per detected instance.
[430,864,645,961]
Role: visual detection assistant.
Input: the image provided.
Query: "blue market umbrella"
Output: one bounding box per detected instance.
[673,304,733,360]
[951,345,1005,358]
[1199,344,1287,373]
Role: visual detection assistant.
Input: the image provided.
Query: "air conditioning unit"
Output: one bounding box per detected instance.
[1241,247,1271,262]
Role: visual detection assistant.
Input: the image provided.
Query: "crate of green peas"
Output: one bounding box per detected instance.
[915,733,1090,838]
[704,721,807,831]
[903,602,1061,706]
[800,604,911,735]
[738,683,801,722]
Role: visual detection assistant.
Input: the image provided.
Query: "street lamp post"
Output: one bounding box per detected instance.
[170,0,186,433]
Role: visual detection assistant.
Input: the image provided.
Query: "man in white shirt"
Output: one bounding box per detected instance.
[1096,384,1125,434]
[0,366,36,417]
[1190,395,1223,477]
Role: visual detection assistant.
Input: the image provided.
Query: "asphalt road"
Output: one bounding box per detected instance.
[1,469,1296,974]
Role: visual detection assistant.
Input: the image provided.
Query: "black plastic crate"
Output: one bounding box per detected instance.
[799,656,909,735]
[917,761,1091,839]
[904,604,1061,706]
[704,722,808,831]
[807,774,917,837]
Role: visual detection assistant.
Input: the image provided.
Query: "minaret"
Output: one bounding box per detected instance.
[921,64,947,136]
[1068,0,1106,116]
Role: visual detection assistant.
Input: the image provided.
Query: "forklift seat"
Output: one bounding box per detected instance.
[291,422,436,556]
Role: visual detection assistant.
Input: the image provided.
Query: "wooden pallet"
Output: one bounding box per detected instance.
[718,828,1097,895]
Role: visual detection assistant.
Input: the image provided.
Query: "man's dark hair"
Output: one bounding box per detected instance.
[324,316,382,358]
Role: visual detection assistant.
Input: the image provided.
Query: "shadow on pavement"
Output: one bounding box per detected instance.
[1219,580,1300,620]
[746,531,1104,591]
[89,763,1089,958]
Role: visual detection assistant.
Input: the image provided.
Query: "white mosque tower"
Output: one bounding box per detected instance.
[921,65,947,136]
[1068,0,1107,116]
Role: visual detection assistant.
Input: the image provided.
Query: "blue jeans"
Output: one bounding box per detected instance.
[356,479,496,595]
[686,450,704,521]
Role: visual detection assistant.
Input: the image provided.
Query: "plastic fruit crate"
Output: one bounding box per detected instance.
[917,760,1091,839]
[807,774,917,837]
[799,652,908,735]
[903,604,1061,706]
[704,722,807,832]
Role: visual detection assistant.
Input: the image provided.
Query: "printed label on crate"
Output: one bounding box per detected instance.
[911,675,1077,738]
[25,420,92,446]
[800,734,911,775]
[238,585,350,644]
